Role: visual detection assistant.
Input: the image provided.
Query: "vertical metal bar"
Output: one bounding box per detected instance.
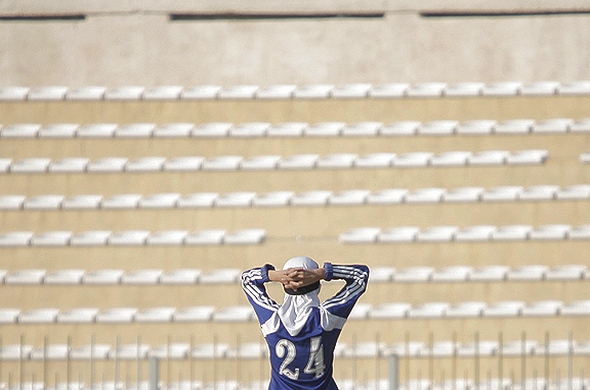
[114,336,120,389]
[544,331,549,390]
[167,335,171,389]
[137,335,142,388]
[568,332,573,390]
[189,335,194,388]
[475,332,480,390]
[149,357,159,390]
[405,332,410,388]
[90,334,95,389]
[352,332,357,386]
[497,332,503,390]
[67,335,72,390]
[376,332,381,390]
[20,334,25,390]
[236,333,241,387]
[388,354,399,390]
[452,331,457,390]
[428,332,433,388]
[213,334,218,388]
[521,331,527,390]
[0,335,3,386]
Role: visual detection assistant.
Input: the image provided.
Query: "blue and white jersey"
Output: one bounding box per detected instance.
[242,263,370,390]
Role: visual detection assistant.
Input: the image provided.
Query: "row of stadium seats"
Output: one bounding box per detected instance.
[0,230,266,247]
[3,185,590,210]
[339,224,590,243]
[0,337,587,361]
[2,299,590,324]
[1,119,589,138]
[1,81,590,101]
[0,150,549,173]
[1,265,588,285]
[2,223,590,246]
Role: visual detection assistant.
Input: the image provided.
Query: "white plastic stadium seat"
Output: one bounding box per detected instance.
[147,230,188,245]
[521,300,563,316]
[163,156,204,171]
[227,342,267,359]
[344,341,386,358]
[418,120,458,136]
[201,155,242,171]
[256,84,296,99]
[10,158,51,173]
[66,86,106,100]
[139,193,180,208]
[445,301,486,318]
[181,85,221,99]
[456,340,498,357]
[387,342,425,358]
[368,83,409,98]
[405,188,445,203]
[115,123,156,138]
[482,186,523,202]
[416,226,458,242]
[507,150,548,165]
[70,230,112,246]
[57,308,99,324]
[431,266,473,282]
[192,123,232,137]
[521,81,559,96]
[342,122,382,137]
[456,120,496,135]
[468,150,510,166]
[394,266,434,282]
[1,124,41,138]
[331,83,371,98]
[369,303,411,319]
[482,81,522,96]
[339,227,380,244]
[304,122,345,137]
[534,339,574,356]
[230,122,271,138]
[224,229,266,245]
[23,195,64,210]
[109,343,150,359]
[0,231,33,246]
[418,341,456,357]
[0,344,33,360]
[154,123,195,138]
[218,85,258,99]
[28,86,68,101]
[293,84,334,99]
[173,306,215,322]
[0,158,13,172]
[291,190,332,206]
[367,189,407,204]
[31,231,72,246]
[135,307,176,322]
[455,225,496,242]
[355,153,396,168]
[199,268,240,284]
[0,86,29,101]
[253,191,294,207]
[82,269,124,284]
[443,187,484,202]
[529,224,571,240]
[160,269,201,284]
[87,157,128,172]
[495,119,535,134]
[267,122,307,137]
[126,157,165,172]
[483,301,526,317]
[393,152,432,167]
[406,82,446,97]
[380,121,420,136]
[70,344,111,360]
[149,343,190,359]
[408,302,450,319]
[0,195,24,210]
[96,308,138,324]
[533,118,573,134]
[545,265,587,281]
[49,157,89,173]
[507,265,549,281]
[5,269,46,284]
[445,82,485,97]
[348,303,371,320]
[329,190,370,205]
[566,224,590,240]
[558,81,590,95]
[519,185,559,201]
[368,267,396,282]
[44,269,85,284]
[108,230,149,246]
[430,151,471,166]
[101,194,142,209]
[122,269,163,285]
[579,152,590,163]
[560,300,590,316]
[317,153,357,168]
[556,184,590,200]
[278,154,319,169]
[30,344,70,360]
[19,308,59,324]
[213,306,254,322]
[215,192,256,207]
[378,226,419,243]
[240,155,281,170]
[191,343,230,359]
[77,123,117,138]
[105,86,145,100]
[184,230,226,245]
[142,86,183,100]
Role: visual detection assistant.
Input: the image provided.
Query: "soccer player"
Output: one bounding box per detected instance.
[241,256,370,390]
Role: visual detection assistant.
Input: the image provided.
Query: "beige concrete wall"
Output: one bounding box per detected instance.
[0,1,589,86]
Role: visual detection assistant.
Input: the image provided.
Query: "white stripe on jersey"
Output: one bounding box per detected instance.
[242,269,280,312]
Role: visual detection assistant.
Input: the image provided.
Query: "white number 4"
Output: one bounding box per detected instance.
[275,336,325,380]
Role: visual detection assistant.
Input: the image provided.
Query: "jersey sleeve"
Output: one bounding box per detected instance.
[321,263,369,319]
[241,264,280,325]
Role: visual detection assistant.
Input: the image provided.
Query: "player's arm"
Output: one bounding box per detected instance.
[321,263,370,318]
[241,265,281,323]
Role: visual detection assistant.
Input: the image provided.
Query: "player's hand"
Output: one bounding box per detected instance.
[283,268,325,290]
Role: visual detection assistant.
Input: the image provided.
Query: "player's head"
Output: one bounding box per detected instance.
[282,256,320,295]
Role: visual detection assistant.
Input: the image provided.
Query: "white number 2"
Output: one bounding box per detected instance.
[275,337,325,380]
